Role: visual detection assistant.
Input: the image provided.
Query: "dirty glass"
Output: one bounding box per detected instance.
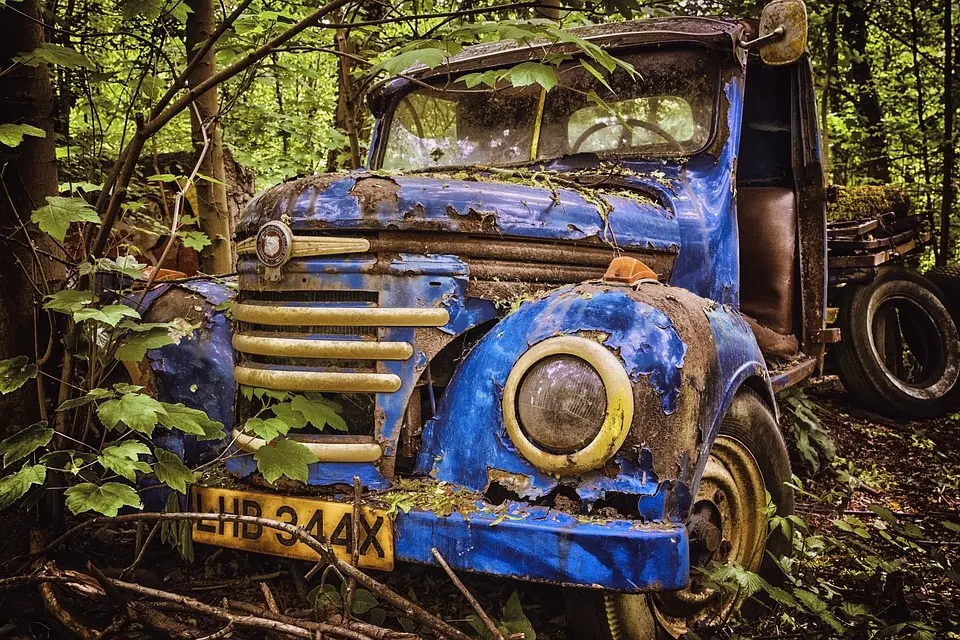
[380,48,718,171]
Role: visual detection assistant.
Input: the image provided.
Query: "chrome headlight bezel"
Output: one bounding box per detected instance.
[502,336,634,475]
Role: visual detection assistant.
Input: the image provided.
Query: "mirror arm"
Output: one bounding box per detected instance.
[739,25,786,50]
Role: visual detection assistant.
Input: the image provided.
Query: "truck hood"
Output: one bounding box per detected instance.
[237,171,681,255]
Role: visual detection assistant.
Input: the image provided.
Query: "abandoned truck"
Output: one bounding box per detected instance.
[127,1,956,638]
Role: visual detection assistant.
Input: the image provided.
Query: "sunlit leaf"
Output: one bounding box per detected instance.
[254,439,314,483]
[180,230,211,252]
[30,196,100,242]
[158,402,225,441]
[65,481,141,516]
[98,441,151,481]
[244,417,290,443]
[152,448,194,494]
[0,123,45,148]
[73,304,140,326]
[15,43,94,69]
[97,393,166,436]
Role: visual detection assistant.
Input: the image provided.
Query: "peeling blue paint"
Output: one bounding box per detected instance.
[416,285,688,502]
[395,502,690,592]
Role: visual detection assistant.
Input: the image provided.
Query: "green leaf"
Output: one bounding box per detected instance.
[97,393,166,436]
[500,591,536,640]
[43,289,97,315]
[146,173,179,183]
[502,62,557,90]
[98,441,151,481]
[0,356,38,395]
[40,449,96,474]
[254,439,314,483]
[0,463,46,510]
[0,423,54,468]
[351,589,379,614]
[98,255,146,279]
[73,304,140,327]
[65,481,141,516]
[579,60,613,93]
[15,43,94,69]
[158,403,225,441]
[377,48,446,74]
[115,328,177,361]
[0,123,45,148]
[180,230,211,252]
[152,448,194,494]
[271,402,308,429]
[291,394,347,432]
[244,417,290,443]
[121,0,163,21]
[30,196,100,242]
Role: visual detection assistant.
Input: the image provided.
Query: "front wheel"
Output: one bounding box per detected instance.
[566,388,793,640]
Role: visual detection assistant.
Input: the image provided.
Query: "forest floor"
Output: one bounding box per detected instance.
[1,376,958,639]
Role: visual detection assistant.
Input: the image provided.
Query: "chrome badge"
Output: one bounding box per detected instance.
[256,221,293,267]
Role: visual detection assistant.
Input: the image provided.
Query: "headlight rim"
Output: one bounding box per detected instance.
[502,335,634,476]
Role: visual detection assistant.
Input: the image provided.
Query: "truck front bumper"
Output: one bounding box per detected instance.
[395,505,689,592]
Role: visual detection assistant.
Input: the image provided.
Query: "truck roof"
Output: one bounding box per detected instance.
[409,16,753,79]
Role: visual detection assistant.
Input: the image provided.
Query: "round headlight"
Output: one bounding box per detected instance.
[256,221,293,267]
[502,336,634,475]
[516,355,607,453]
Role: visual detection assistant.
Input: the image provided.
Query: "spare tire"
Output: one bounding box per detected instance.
[925,264,960,310]
[835,268,960,418]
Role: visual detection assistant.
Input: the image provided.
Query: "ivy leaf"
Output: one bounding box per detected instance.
[73,304,140,327]
[0,423,54,468]
[502,62,557,90]
[0,463,46,510]
[15,43,94,69]
[152,448,194,494]
[65,482,141,517]
[271,402,308,429]
[43,289,97,315]
[180,230,211,252]
[97,393,166,436]
[30,196,100,242]
[377,48,446,74]
[158,403,225,441]
[244,417,290,443]
[0,356,38,395]
[115,327,177,361]
[254,439,314,483]
[98,441,152,481]
[0,123,45,148]
[291,394,347,432]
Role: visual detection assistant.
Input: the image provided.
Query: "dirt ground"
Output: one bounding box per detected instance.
[1,376,957,639]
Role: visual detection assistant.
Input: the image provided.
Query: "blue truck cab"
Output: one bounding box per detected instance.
[142,3,825,637]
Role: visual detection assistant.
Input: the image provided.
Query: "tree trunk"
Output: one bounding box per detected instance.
[0,0,63,435]
[940,0,955,265]
[186,0,233,274]
[820,0,841,179]
[841,0,892,184]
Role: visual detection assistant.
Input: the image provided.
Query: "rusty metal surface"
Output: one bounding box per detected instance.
[769,356,818,392]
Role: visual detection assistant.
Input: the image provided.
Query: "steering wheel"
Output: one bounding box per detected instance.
[571,117,685,154]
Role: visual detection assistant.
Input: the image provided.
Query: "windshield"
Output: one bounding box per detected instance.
[380,48,718,171]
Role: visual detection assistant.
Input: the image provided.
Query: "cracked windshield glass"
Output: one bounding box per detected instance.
[381,48,718,171]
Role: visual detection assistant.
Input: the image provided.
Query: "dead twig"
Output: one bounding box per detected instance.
[122,521,161,579]
[29,530,100,640]
[228,600,418,640]
[24,511,472,640]
[195,622,235,640]
[261,581,280,613]
[344,475,362,621]
[431,548,504,640]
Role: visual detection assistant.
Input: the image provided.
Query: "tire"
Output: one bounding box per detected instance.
[925,265,960,313]
[834,268,960,418]
[566,388,793,640]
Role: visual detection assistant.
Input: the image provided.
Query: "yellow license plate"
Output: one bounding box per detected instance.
[190,486,394,570]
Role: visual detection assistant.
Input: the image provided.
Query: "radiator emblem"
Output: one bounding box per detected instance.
[256,221,293,267]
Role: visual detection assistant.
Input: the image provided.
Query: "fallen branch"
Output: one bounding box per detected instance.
[25,511,472,640]
[432,547,504,640]
[227,600,418,640]
[30,530,100,640]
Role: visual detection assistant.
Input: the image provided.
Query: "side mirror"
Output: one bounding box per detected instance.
[757,0,808,65]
